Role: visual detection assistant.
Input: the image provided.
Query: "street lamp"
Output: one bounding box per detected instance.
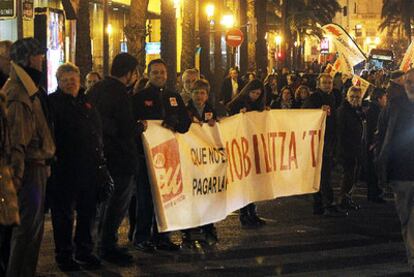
[221,14,235,29]
[106,24,113,35]
[275,35,282,45]
[206,4,215,20]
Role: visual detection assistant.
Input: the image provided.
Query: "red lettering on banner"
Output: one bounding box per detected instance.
[225,141,234,183]
[241,137,251,177]
[326,25,341,36]
[252,134,261,174]
[231,139,243,180]
[260,134,272,173]
[278,132,288,170]
[270,132,277,171]
[289,132,298,169]
[309,130,317,167]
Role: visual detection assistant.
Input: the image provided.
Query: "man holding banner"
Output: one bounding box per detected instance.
[303,73,347,217]
[132,59,191,252]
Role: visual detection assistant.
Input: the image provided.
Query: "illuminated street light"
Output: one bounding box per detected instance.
[221,14,235,29]
[106,24,113,35]
[275,35,282,45]
[374,36,381,44]
[206,4,215,19]
[366,37,371,44]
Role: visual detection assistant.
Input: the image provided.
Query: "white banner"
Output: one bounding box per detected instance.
[400,41,414,72]
[142,110,326,232]
[322,23,366,67]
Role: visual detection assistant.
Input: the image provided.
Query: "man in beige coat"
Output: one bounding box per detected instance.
[2,38,55,277]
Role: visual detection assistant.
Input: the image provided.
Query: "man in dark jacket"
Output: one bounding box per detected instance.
[336,86,366,211]
[386,70,405,103]
[48,63,103,271]
[303,73,347,217]
[377,69,414,272]
[365,88,387,203]
[88,53,140,264]
[132,58,191,252]
[219,67,244,105]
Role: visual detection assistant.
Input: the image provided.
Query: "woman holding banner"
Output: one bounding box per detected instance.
[227,79,267,227]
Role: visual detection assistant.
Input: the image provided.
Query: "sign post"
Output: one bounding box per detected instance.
[0,0,16,19]
[225,28,244,67]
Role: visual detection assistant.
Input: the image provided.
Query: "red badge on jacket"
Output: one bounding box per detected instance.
[144,100,154,107]
[85,102,92,109]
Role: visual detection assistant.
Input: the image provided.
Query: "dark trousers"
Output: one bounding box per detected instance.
[340,157,360,198]
[50,182,97,259]
[0,226,11,276]
[7,164,48,277]
[313,155,334,209]
[98,174,134,251]
[134,158,167,243]
[366,150,382,198]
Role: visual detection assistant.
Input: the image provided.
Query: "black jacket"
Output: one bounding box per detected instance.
[302,89,337,156]
[377,95,414,182]
[365,100,382,148]
[219,77,244,105]
[186,100,217,123]
[336,101,366,161]
[87,77,139,176]
[132,84,191,153]
[49,88,104,183]
[386,81,405,103]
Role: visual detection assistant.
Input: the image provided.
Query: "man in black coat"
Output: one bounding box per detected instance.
[336,86,366,211]
[386,70,405,103]
[377,69,414,272]
[132,59,191,252]
[48,63,103,271]
[88,53,141,264]
[219,67,244,105]
[303,73,347,217]
[365,88,387,202]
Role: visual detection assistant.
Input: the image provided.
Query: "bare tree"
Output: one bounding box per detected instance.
[161,0,177,91]
[199,0,212,81]
[181,0,196,71]
[124,0,150,74]
[75,0,92,80]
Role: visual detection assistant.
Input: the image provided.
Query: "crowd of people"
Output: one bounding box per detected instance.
[0,36,414,276]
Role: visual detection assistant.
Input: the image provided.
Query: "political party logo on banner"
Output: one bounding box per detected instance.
[400,41,414,72]
[151,139,184,204]
[322,23,366,68]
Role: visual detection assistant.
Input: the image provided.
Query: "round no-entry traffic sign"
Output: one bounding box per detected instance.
[225,28,244,48]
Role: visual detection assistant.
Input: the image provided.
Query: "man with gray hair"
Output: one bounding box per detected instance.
[2,37,55,277]
[180,68,200,105]
[48,62,106,271]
